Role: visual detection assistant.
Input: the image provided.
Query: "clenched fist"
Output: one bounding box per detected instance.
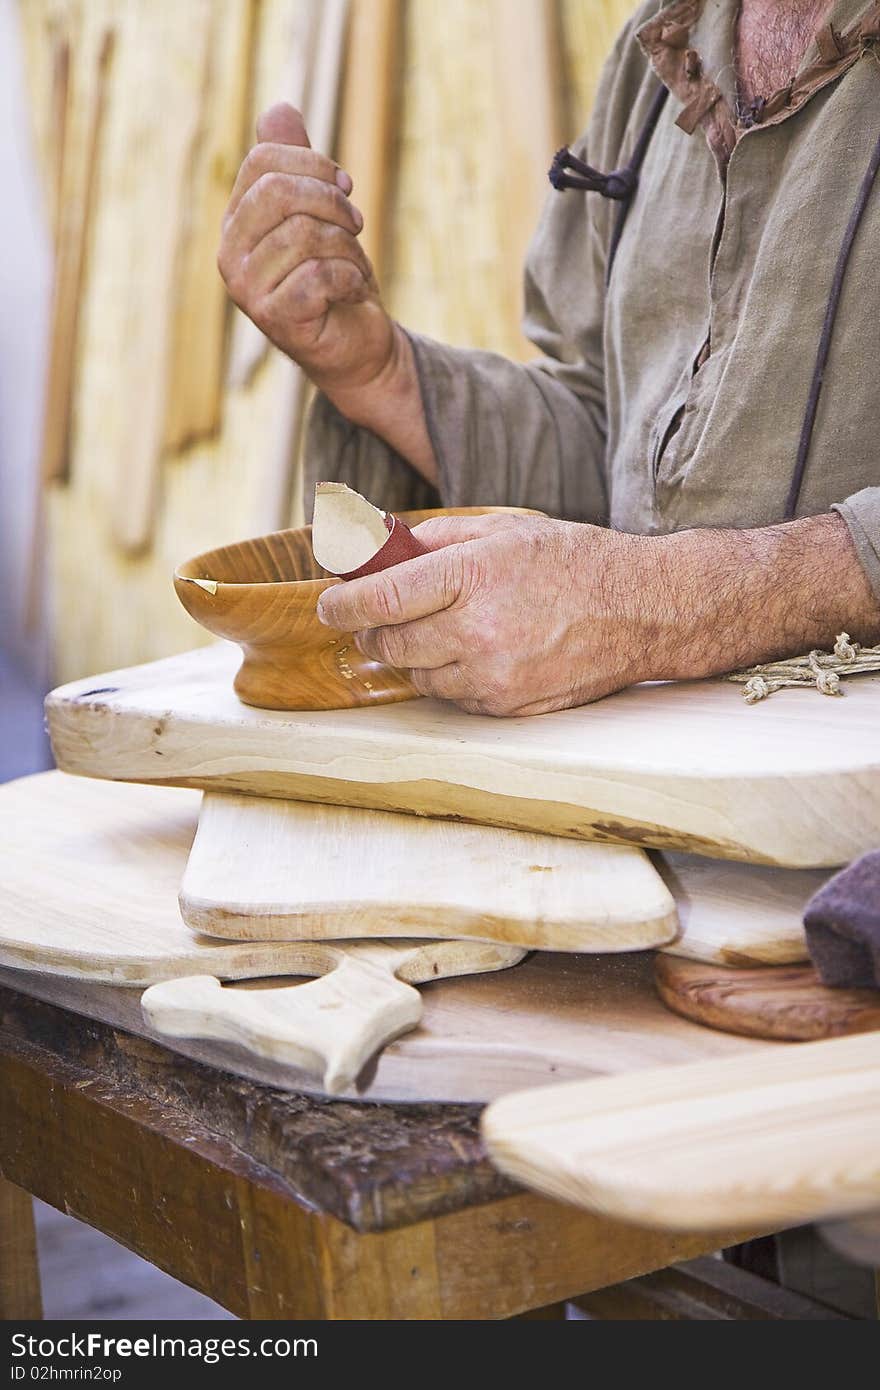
[218,102,396,393]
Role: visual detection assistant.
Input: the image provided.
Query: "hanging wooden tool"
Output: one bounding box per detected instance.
[162,0,257,454]
[143,938,524,1095]
[110,14,212,555]
[39,24,113,487]
[226,0,323,390]
[654,955,880,1042]
[489,0,565,359]
[336,0,403,285]
[25,24,72,631]
[482,1031,880,1231]
[253,0,351,533]
[178,792,678,950]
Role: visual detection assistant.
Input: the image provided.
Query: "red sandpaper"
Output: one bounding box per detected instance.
[337,513,429,580]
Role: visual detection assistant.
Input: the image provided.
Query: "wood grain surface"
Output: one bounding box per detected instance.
[0,770,769,1103]
[482,1031,880,1231]
[142,938,524,1094]
[654,955,880,1042]
[181,791,677,951]
[657,853,814,965]
[46,645,880,866]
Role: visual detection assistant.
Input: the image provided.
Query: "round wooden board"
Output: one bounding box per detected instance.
[655,954,880,1042]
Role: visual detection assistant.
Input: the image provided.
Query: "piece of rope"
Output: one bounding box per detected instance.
[727,632,880,701]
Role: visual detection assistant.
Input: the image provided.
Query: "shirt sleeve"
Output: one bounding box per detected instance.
[832,488,880,604]
[303,12,652,523]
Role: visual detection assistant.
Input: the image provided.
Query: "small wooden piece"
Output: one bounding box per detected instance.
[181,792,677,951]
[46,647,880,866]
[0,1176,42,1320]
[482,1031,880,1232]
[654,955,880,1042]
[143,938,524,1094]
[658,853,814,965]
[173,508,516,710]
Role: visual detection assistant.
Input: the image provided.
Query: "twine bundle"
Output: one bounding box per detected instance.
[728,633,880,702]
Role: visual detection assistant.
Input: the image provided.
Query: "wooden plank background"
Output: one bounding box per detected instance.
[19,0,633,683]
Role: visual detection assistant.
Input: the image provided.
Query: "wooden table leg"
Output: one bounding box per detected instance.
[0,1176,42,1319]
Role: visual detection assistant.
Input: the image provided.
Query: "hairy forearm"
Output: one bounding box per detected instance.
[316,323,438,485]
[648,512,880,681]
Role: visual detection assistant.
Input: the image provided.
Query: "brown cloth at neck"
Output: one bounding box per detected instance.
[803,851,880,989]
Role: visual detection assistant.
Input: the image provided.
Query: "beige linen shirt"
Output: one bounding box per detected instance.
[305,0,880,600]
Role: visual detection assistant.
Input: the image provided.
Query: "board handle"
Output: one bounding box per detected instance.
[142,956,423,1093]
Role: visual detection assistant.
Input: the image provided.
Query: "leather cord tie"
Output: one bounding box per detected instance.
[548,148,637,199]
[549,83,668,284]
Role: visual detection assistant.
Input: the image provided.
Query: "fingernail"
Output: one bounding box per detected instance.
[336,168,353,193]
[351,204,364,231]
[316,598,329,625]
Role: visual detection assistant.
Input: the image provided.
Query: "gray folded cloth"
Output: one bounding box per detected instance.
[803,851,880,989]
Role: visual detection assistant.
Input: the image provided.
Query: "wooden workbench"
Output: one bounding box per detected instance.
[0,979,773,1320]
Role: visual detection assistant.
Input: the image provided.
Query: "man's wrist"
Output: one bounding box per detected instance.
[646,513,880,683]
[317,323,438,483]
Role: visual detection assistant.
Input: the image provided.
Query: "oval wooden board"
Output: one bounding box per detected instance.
[45,644,880,867]
[655,955,880,1042]
[179,791,678,951]
[0,773,769,1103]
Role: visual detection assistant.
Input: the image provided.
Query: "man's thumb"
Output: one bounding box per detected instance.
[255,102,310,147]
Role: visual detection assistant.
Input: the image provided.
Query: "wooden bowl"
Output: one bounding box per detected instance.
[174,507,521,711]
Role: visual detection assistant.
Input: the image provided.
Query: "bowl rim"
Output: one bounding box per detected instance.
[173,506,532,593]
[173,524,332,594]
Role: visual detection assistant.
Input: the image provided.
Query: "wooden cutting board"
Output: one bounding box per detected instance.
[655,955,880,1042]
[481,1032,880,1231]
[143,939,524,1094]
[45,644,880,866]
[657,854,815,966]
[179,791,678,950]
[0,772,767,1102]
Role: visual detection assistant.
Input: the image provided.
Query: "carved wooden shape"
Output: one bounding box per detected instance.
[142,938,524,1094]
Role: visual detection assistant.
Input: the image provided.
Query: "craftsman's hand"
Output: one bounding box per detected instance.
[316,513,672,715]
[218,102,395,392]
[316,510,880,716]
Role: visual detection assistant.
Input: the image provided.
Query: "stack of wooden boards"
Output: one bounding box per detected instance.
[26,646,880,1234]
